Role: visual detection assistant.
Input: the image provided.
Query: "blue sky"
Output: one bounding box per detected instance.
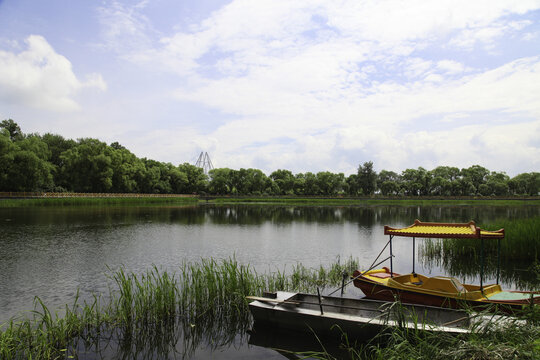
[0,0,539,176]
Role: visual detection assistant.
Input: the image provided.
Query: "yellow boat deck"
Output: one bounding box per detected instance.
[363,269,503,302]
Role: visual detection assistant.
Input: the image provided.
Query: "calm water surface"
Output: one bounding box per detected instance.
[0,203,538,358]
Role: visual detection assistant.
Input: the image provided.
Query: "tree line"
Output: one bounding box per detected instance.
[1,119,538,196]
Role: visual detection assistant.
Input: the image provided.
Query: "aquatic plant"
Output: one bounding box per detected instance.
[305,306,540,360]
[0,256,358,359]
[2,255,536,359]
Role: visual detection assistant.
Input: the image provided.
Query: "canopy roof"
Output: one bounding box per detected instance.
[384,220,504,239]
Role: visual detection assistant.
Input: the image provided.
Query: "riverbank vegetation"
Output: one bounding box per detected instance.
[0,196,198,207]
[1,257,538,359]
[1,120,539,197]
[421,217,540,289]
[0,257,357,359]
[422,217,540,261]
[206,196,540,206]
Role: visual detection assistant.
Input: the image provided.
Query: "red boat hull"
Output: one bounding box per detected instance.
[352,270,538,312]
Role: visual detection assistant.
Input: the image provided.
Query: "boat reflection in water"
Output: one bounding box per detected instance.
[248,324,352,360]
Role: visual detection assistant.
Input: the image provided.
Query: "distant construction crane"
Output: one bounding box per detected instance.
[195,152,214,174]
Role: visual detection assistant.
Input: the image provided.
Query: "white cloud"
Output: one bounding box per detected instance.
[97,1,154,53]
[0,35,106,112]
[90,0,540,174]
[449,19,535,50]
[436,60,467,74]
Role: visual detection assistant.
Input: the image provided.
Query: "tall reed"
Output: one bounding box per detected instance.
[422,217,540,261]
[0,256,358,359]
[420,217,540,289]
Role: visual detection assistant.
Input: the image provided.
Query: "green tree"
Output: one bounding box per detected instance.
[377,170,400,196]
[110,147,146,193]
[400,167,431,196]
[316,171,345,195]
[429,166,460,196]
[357,161,377,195]
[228,168,270,195]
[460,165,489,195]
[270,169,295,195]
[0,131,53,191]
[0,119,23,141]
[508,172,539,196]
[303,172,319,195]
[169,165,189,194]
[0,129,14,188]
[178,163,208,194]
[485,171,509,196]
[293,173,306,195]
[208,168,232,194]
[244,168,270,194]
[40,133,76,184]
[346,174,360,195]
[59,138,114,192]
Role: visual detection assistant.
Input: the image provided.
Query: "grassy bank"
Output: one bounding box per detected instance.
[0,196,198,207]
[1,194,538,207]
[1,257,538,359]
[206,196,540,206]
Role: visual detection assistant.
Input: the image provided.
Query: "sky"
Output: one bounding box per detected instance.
[0,0,539,176]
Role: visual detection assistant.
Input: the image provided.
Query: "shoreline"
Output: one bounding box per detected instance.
[1,193,539,207]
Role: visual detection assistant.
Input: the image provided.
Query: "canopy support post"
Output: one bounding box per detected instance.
[480,238,484,293]
[389,235,394,277]
[496,238,501,285]
[412,236,416,275]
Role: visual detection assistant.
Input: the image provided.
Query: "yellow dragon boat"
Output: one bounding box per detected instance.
[353,220,539,311]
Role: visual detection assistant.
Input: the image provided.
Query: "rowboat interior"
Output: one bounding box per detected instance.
[248,291,472,337]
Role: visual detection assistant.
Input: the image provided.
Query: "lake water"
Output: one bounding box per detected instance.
[0,203,538,358]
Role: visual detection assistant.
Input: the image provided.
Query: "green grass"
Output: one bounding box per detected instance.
[207,196,540,206]
[1,194,537,207]
[306,305,540,360]
[0,196,198,207]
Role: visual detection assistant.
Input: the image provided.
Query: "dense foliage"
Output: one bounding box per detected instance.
[1,119,538,196]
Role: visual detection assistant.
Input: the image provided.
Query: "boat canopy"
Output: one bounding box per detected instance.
[384,220,504,239]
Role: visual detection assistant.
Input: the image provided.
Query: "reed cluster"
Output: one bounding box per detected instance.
[3,255,536,359]
[305,305,540,360]
[0,257,358,359]
[420,217,540,290]
[422,217,540,260]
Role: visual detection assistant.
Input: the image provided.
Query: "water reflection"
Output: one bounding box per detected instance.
[2,204,537,226]
[1,204,538,321]
[69,314,252,359]
[1,203,538,358]
[248,324,353,359]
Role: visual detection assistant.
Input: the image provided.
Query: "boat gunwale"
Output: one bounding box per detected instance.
[248,291,472,334]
